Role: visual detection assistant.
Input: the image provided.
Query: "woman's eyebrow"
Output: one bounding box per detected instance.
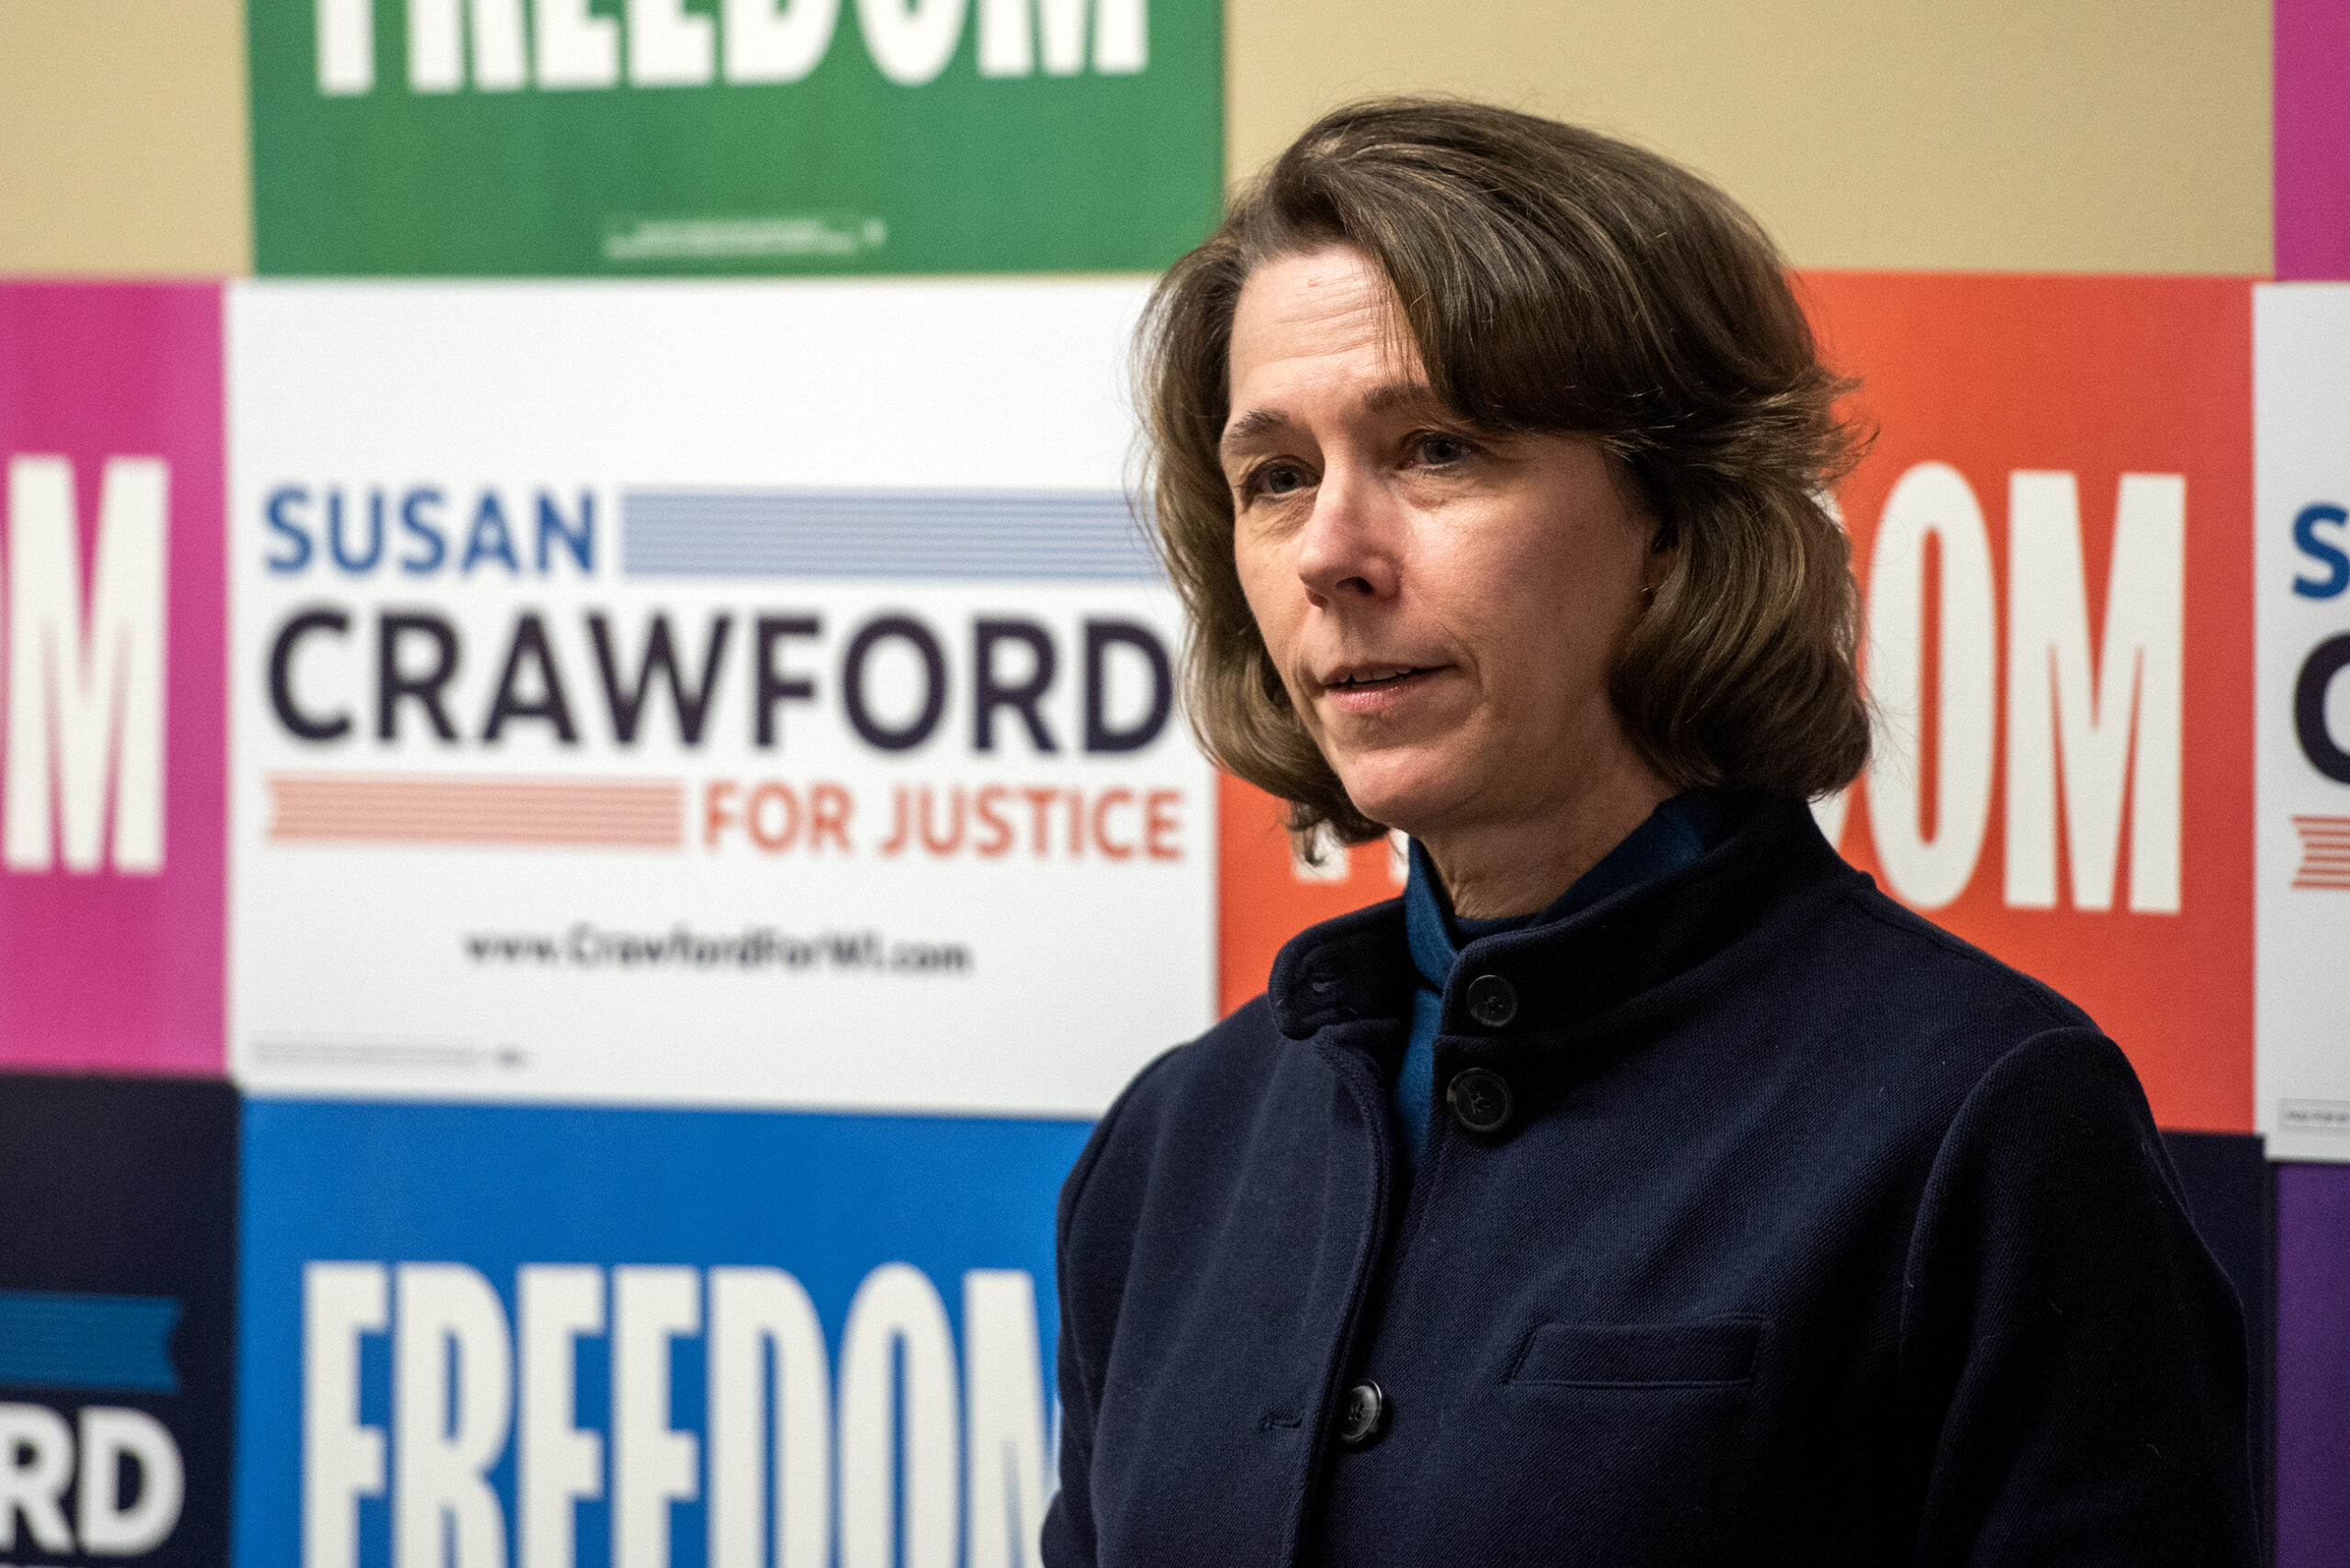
[1359,380,1446,419]
[1221,381,1447,458]
[1219,406,1288,455]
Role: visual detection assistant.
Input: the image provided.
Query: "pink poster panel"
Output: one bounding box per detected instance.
[0,283,225,1073]
[2277,0,2350,280]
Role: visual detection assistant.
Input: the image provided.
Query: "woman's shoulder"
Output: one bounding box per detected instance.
[1052,996,1311,1282]
[1810,873,2097,1032]
[1644,795,2104,1077]
[1069,993,1299,1170]
[1746,869,2148,1148]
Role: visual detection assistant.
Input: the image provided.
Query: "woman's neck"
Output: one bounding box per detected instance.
[1417,764,1675,919]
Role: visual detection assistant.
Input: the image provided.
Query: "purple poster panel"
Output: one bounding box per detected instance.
[2277,0,2350,280]
[2279,1163,2350,1563]
[0,283,225,1073]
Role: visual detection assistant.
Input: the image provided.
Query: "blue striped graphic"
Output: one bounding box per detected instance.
[0,1290,181,1394]
[621,488,1159,580]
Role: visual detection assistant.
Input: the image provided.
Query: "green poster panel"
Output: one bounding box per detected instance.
[249,0,1221,274]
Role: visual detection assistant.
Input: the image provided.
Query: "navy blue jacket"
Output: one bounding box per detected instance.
[1043,799,2257,1566]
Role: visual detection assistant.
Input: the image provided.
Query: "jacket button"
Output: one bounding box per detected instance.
[1337,1380,1387,1447]
[1465,973,1518,1028]
[1447,1067,1514,1134]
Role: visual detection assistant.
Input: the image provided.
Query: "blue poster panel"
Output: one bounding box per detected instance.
[236,1098,1090,1568]
[0,1074,240,1567]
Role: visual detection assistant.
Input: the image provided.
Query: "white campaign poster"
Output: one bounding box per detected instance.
[2256,282,2350,1160]
[228,278,1214,1115]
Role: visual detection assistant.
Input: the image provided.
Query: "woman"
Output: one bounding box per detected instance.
[1043,100,2257,1566]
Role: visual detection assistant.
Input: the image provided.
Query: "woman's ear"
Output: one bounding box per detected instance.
[1641,530,1675,599]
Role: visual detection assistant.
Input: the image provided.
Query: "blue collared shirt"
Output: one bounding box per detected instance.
[1394,792,1743,1174]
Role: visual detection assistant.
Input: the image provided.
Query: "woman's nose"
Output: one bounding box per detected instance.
[1294,464,1400,604]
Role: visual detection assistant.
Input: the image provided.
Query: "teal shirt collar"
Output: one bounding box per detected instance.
[1403,790,1743,993]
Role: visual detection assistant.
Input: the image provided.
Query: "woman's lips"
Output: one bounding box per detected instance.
[1320,665,1446,716]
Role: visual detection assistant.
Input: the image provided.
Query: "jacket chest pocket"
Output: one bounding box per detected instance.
[1420,1316,1772,1551]
[1505,1316,1763,1388]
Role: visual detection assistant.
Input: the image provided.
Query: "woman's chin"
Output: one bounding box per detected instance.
[1333,767,1474,842]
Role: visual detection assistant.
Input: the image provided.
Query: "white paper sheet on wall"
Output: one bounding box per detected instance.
[2256,281,2350,1161]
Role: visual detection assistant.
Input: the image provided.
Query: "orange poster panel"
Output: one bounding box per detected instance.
[1213,274,2254,1133]
[1218,773,1399,1017]
[1807,274,2252,1133]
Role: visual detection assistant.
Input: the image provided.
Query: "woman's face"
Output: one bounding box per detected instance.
[1224,244,1662,846]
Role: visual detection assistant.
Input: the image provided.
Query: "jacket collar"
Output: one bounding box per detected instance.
[1266,795,1860,1043]
[1402,790,1743,991]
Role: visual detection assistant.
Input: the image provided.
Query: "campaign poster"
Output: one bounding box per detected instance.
[244,0,1221,275]
[234,1096,1085,1568]
[227,277,1214,1116]
[1214,274,2256,1135]
[0,283,227,1075]
[0,1074,240,1567]
[2255,283,2350,1161]
[1806,274,2254,1133]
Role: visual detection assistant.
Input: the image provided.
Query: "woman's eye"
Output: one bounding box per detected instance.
[1417,434,1469,466]
[1258,464,1306,497]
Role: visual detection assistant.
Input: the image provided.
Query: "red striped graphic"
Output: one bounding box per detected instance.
[2293,815,2350,890]
[267,776,683,848]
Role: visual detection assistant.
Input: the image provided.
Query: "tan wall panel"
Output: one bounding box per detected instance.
[1227,0,2272,275]
[0,0,252,275]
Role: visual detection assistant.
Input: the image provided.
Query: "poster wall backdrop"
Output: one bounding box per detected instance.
[245,0,1222,275]
[228,277,1212,1116]
[0,283,227,1075]
[1,266,2310,1556]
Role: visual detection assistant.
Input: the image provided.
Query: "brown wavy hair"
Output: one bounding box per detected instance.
[1140,97,1870,844]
